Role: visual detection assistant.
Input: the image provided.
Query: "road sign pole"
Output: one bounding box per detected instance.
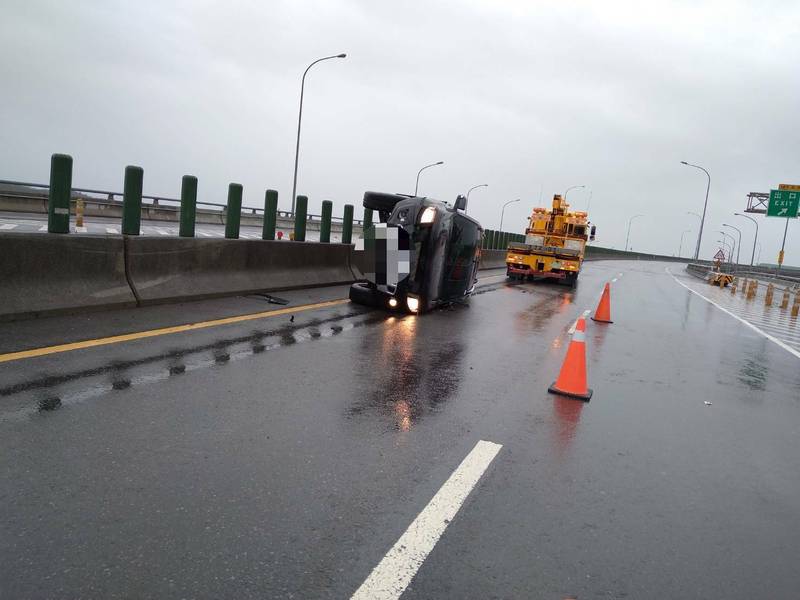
[776,217,789,277]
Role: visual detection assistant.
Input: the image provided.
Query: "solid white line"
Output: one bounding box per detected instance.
[198,231,213,237]
[75,226,88,233]
[105,227,118,234]
[38,225,48,231]
[351,440,502,600]
[667,268,800,360]
[0,223,18,230]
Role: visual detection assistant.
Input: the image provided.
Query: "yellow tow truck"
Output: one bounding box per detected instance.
[505,194,594,287]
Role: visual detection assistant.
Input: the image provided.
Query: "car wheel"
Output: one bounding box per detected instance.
[349,282,380,307]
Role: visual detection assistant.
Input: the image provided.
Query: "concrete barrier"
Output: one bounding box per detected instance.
[479,249,507,270]
[0,233,136,320]
[126,237,357,305]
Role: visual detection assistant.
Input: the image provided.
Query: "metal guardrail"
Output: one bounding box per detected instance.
[0,179,363,225]
[687,263,800,287]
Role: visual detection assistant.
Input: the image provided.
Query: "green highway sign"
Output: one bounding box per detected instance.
[767,189,799,218]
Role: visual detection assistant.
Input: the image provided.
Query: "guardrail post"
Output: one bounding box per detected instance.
[122,165,143,235]
[342,204,354,244]
[262,189,278,240]
[179,175,197,237]
[47,153,72,233]
[320,200,333,243]
[225,183,243,239]
[294,195,308,242]
[363,207,373,231]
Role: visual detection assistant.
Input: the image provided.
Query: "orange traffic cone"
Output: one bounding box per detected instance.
[548,317,592,401]
[591,282,613,323]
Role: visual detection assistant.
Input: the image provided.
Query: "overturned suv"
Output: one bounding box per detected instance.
[349,191,484,314]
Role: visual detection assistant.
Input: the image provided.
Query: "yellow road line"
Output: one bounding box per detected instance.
[0,298,350,364]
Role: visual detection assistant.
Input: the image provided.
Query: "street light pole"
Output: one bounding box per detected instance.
[681,161,711,260]
[625,214,644,252]
[719,231,736,269]
[414,161,444,196]
[722,223,742,267]
[734,212,759,266]
[499,198,520,231]
[564,185,585,204]
[465,184,488,213]
[679,229,691,257]
[291,53,347,215]
[717,239,731,263]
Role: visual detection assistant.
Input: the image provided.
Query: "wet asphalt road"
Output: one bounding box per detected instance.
[2,261,800,599]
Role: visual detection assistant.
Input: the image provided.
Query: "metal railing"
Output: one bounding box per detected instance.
[0,179,363,225]
[687,263,800,286]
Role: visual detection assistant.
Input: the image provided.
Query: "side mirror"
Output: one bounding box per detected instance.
[454,195,467,211]
[590,225,596,241]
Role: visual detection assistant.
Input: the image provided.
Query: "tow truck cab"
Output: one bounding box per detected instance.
[349,191,483,313]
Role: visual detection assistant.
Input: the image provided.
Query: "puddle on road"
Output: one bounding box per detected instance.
[347,311,466,432]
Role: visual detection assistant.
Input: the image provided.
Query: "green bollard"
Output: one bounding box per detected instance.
[47,153,72,234]
[483,229,491,249]
[179,175,197,237]
[490,230,498,250]
[342,204,354,244]
[225,183,243,239]
[294,195,308,242]
[363,207,373,231]
[121,165,143,235]
[320,200,333,243]
[263,189,278,240]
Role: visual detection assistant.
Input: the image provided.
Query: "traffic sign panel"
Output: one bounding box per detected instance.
[713,249,726,261]
[767,189,799,218]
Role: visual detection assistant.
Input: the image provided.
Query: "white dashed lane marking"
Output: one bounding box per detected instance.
[0,223,18,230]
[351,440,503,600]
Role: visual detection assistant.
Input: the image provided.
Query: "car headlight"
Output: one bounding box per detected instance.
[406,296,420,313]
[419,206,436,224]
[388,297,398,308]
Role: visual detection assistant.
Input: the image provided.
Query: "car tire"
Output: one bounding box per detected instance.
[349,282,380,307]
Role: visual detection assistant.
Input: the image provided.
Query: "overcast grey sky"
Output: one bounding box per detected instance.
[2,0,798,262]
